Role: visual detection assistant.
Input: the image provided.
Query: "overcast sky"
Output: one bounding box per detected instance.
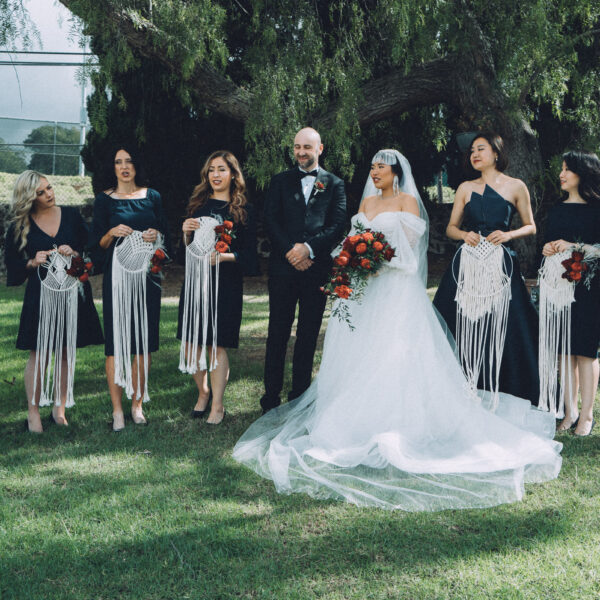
[0,0,90,140]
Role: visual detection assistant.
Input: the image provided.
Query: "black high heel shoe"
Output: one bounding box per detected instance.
[191,390,212,419]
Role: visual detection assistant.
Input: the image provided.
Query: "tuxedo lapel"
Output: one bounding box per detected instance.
[306,170,328,209]
[287,169,305,207]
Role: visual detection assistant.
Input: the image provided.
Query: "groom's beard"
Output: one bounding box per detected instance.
[296,154,318,171]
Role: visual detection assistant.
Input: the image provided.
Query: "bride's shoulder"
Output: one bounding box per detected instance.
[399,192,419,217]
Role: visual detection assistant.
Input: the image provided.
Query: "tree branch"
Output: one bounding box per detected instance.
[58,0,252,122]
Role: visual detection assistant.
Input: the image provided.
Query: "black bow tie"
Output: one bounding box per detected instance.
[299,169,318,178]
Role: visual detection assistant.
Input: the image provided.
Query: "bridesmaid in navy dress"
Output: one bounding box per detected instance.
[433,132,540,405]
[4,170,103,432]
[177,151,257,424]
[542,150,600,436]
[90,146,170,431]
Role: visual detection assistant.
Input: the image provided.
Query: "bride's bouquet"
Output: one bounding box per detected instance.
[321,224,395,329]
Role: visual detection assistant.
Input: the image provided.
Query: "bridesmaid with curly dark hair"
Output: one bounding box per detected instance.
[542,150,600,436]
[177,151,257,424]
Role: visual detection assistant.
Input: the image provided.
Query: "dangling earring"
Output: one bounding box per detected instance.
[393,175,400,195]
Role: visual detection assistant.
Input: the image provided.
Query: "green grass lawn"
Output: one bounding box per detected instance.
[0,282,599,600]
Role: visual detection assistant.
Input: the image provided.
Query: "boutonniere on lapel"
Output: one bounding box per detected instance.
[313,180,326,195]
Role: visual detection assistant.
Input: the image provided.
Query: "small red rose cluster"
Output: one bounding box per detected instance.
[321,228,395,301]
[215,220,234,253]
[562,250,588,283]
[66,255,93,283]
[150,248,166,274]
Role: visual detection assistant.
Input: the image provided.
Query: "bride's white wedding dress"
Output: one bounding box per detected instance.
[233,211,562,511]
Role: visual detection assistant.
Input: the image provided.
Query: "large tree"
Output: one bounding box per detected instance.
[57,0,600,267]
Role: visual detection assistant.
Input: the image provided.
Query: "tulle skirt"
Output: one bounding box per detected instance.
[233,265,562,511]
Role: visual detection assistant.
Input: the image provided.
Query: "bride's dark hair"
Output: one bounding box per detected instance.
[562,150,600,205]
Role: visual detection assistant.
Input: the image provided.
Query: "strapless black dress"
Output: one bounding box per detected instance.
[433,185,540,405]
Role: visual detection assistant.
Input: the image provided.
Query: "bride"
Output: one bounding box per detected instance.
[233,149,562,511]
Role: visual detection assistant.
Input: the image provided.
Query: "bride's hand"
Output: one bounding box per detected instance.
[463,231,480,247]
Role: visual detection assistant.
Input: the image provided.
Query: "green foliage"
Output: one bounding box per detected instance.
[0,138,27,173]
[0,0,39,48]
[61,1,600,193]
[24,125,82,176]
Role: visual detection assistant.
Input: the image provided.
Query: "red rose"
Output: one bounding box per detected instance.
[334,255,349,266]
[360,258,371,269]
[154,248,166,261]
[373,241,383,251]
[339,250,351,260]
[349,235,361,245]
[355,242,367,254]
[79,272,89,283]
[571,262,583,272]
[150,265,161,274]
[215,241,229,253]
[342,239,354,252]
[383,247,395,261]
[214,225,225,234]
[335,275,344,283]
[570,271,582,281]
[561,258,574,270]
[362,232,374,242]
[223,220,234,230]
[350,257,361,268]
[572,251,584,261]
[334,284,352,299]
[85,261,93,270]
[375,232,384,241]
[222,233,232,244]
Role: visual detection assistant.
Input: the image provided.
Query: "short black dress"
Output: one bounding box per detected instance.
[4,206,104,350]
[544,201,600,358]
[176,199,258,348]
[433,185,540,405]
[89,189,170,356]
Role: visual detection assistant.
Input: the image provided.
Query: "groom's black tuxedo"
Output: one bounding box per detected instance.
[261,166,346,410]
[264,167,347,275]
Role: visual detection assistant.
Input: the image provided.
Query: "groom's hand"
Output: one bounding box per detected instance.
[294,258,313,271]
[286,243,310,267]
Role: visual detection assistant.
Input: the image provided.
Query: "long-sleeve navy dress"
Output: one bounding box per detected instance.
[544,201,600,358]
[433,184,540,405]
[89,189,170,356]
[176,199,258,348]
[4,206,104,350]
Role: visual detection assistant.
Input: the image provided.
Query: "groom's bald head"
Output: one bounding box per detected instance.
[294,127,323,171]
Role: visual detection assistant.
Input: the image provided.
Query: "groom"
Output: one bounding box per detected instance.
[260,127,347,413]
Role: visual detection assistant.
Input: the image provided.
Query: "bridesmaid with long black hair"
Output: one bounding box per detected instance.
[176,150,257,425]
[433,132,540,404]
[542,150,600,436]
[90,145,170,431]
[4,170,103,432]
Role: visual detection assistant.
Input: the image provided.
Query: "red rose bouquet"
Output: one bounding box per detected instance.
[66,255,93,283]
[561,244,600,289]
[215,219,235,253]
[150,247,167,275]
[321,224,396,329]
[65,254,94,295]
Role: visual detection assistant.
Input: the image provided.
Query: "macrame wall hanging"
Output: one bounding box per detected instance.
[454,238,512,410]
[112,230,162,401]
[179,217,220,374]
[538,251,575,417]
[33,251,79,407]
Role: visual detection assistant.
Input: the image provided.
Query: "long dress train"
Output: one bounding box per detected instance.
[233,211,562,512]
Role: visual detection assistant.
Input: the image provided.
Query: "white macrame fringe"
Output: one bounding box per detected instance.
[455,240,511,411]
[538,251,575,417]
[179,217,220,374]
[33,253,79,407]
[112,231,162,402]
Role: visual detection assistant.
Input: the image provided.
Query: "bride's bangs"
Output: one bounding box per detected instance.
[372,150,398,166]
